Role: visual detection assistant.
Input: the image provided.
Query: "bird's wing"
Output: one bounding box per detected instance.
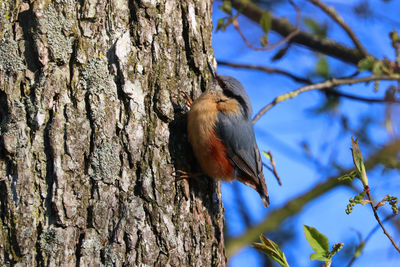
[216,112,269,207]
[215,112,263,182]
[216,111,270,207]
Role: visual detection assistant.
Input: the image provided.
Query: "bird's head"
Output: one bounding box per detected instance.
[215,75,253,119]
[206,61,253,118]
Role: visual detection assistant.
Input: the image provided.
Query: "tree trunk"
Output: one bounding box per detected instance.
[0,0,225,266]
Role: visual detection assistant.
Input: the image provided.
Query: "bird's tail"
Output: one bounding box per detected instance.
[254,146,269,208]
[258,172,270,208]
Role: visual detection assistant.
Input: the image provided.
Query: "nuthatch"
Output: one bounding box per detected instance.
[187,65,269,208]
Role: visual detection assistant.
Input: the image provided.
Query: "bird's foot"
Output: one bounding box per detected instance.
[173,170,202,181]
[180,91,193,108]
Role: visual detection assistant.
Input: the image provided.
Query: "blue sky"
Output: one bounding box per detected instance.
[212,0,400,266]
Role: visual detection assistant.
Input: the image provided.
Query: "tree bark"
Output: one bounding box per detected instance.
[0,0,225,266]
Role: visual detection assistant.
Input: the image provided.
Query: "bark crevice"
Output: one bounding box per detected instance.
[0,0,225,265]
[43,107,56,225]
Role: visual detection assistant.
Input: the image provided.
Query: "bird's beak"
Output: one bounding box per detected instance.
[206,60,223,93]
[207,60,217,80]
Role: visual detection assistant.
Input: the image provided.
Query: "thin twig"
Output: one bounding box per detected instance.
[328,89,400,104]
[225,140,400,257]
[308,0,368,57]
[347,214,397,267]
[263,162,282,185]
[232,0,300,51]
[217,61,399,104]
[365,186,400,253]
[252,75,400,123]
[231,0,365,64]
[216,62,398,105]
[262,151,282,186]
[217,60,312,84]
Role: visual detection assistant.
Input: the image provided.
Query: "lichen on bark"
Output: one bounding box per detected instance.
[0,0,225,266]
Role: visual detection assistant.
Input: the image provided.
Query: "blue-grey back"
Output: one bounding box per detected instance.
[216,112,258,177]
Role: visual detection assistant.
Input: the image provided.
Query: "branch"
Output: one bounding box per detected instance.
[263,151,282,186]
[365,187,400,253]
[217,62,398,105]
[225,140,400,258]
[252,75,400,123]
[308,0,368,57]
[347,214,397,267]
[232,0,300,51]
[230,0,367,65]
[328,89,400,104]
[217,60,312,84]
[226,175,347,258]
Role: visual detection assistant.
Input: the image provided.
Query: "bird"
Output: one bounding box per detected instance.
[186,65,269,208]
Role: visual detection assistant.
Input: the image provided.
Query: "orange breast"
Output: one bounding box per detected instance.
[206,130,234,180]
[187,93,234,181]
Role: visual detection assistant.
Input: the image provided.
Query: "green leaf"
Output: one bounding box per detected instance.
[354,242,365,258]
[260,235,284,259]
[303,17,327,37]
[303,225,329,254]
[316,56,329,79]
[219,1,232,15]
[253,235,290,267]
[272,45,290,61]
[337,170,358,182]
[372,60,384,75]
[310,252,329,262]
[215,17,234,32]
[262,151,272,161]
[351,137,368,186]
[216,18,226,32]
[358,56,375,71]
[260,11,271,35]
[304,17,319,32]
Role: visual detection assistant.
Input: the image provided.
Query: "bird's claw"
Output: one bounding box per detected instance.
[180,91,193,108]
[173,170,202,181]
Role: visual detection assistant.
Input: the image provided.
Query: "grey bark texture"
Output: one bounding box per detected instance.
[0,0,226,266]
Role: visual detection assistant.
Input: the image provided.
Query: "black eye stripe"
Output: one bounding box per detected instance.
[222,89,249,118]
[216,76,249,118]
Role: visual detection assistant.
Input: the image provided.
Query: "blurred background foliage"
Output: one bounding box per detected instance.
[212,0,400,266]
